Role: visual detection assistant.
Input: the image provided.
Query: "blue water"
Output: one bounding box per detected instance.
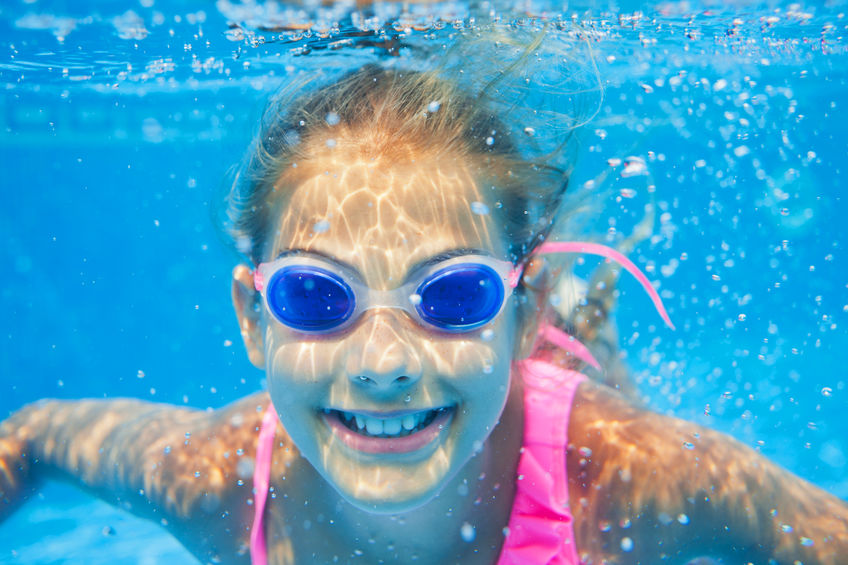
[2,0,847,562]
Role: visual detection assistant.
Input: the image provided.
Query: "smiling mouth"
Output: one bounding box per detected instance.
[322,407,454,454]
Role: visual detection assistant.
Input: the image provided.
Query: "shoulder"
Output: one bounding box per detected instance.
[150,392,304,561]
[568,380,703,458]
[141,392,288,518]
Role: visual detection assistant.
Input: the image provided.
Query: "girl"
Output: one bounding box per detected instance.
[2,65,847,564]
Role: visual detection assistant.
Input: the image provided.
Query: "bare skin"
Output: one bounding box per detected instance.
[2,378,847,564]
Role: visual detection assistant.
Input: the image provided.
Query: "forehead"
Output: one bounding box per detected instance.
[269,149,506,282]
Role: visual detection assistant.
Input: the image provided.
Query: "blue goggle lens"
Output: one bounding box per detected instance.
[266,266,355,332]
[415,264,505,331]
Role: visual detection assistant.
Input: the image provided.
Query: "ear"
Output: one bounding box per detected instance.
[513,257,550,360]
[231,264,266,369]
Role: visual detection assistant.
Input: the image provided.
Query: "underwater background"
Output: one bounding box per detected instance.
[1,0,847,562]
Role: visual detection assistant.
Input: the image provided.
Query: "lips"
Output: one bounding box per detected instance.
[322,407,453,454]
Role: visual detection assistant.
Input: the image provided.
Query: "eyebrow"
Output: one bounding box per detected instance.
[412,248,485,270]
[274,247,488,279]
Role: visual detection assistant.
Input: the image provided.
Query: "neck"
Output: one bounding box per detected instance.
[276,376,525,564]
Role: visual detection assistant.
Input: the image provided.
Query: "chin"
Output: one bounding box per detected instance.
[336,483,441,515]
[314,426,464,515]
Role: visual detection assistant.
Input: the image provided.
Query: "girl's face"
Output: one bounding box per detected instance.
[239,145,528,513]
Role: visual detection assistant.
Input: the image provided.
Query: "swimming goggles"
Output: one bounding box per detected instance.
[253,253,521,334]
[253,241,676,335]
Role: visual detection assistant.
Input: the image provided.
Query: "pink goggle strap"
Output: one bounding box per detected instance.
[535,240,675,330]
[254,269,265,293]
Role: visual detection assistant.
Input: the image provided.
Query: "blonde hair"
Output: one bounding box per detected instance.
[226,30,598,265]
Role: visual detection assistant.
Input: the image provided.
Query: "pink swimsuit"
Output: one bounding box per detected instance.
[249,347,587,565]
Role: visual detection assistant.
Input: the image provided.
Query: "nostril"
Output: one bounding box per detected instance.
[351,374,415,387]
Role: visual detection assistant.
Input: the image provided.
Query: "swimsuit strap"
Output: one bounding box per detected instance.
[498,354,587,565]
[250,403,279,565]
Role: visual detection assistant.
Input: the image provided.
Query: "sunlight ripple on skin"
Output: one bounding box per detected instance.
[273,150,496,280]
[257,136,518,512]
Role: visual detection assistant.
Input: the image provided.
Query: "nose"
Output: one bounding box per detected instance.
[344,310,423,392]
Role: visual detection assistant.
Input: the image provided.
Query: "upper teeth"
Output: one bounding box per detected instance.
[330,409,436,438]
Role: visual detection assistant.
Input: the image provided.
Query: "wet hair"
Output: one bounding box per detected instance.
[226,60,580,265]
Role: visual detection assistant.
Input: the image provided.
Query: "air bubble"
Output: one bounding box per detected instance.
[821,387,833,397]
[142,117,163,143]
[236,236,252,255]
[313,219,330,233]
[620,537,634,552]
[481,329,495,341]
[470,202,490,216]
[427,100,441,113]
[283,130,301,146]
[621,156,647,177]
[408,294,422,306]
[460,522,476,542]
[325,112,340,126]
[236,457,255,479]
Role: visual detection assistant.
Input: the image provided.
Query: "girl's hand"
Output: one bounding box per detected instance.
[0,413,36,522]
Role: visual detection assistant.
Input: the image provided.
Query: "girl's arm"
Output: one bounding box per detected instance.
[0,394,274,563]
[568,381,848,564]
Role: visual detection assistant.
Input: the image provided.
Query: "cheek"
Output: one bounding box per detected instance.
[427,337,514,395]
[418,308,519,374]
[265,332,343,405]
[417,339,494,376]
